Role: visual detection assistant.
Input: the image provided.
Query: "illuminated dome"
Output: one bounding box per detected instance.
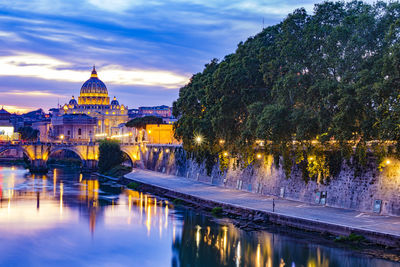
[80,66,108,95]
[78,66,110,105]
[111,96,119,106]
[69,96,77,106]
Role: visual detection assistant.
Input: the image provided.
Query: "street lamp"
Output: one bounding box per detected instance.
[60,134,64,143]
[195,135,203,145]
[256,153,262,159]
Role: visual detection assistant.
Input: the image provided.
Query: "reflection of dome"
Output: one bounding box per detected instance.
[80,66,108,96]
[111,96,119,106]
[69,96,78,106]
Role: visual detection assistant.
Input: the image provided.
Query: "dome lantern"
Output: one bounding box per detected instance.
[91,65,98,78]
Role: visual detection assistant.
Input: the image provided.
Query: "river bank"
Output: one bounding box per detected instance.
[122,168,400,261]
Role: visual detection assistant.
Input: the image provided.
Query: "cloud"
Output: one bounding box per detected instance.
[0,52,189,89]
[1,105,38,114]
[0,90,61,97]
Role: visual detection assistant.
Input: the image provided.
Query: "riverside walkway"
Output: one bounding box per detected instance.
[125,169,400,247]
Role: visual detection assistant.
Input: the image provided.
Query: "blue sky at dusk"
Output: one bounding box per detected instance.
[0,0,374,113]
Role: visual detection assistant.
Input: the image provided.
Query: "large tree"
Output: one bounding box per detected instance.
[173,1,400,166]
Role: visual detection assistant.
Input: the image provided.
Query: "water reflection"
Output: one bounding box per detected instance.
[0,165,397,267]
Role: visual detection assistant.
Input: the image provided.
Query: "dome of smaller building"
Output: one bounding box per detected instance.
[69,96,78,106]
[111,96,119,106]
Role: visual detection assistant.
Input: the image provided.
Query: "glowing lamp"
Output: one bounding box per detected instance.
[256,153,262,159]
[223,151,228,157]
[195,135,203,145]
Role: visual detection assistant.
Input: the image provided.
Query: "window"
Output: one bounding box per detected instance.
[78,128,82,135]
[67,130,70,136]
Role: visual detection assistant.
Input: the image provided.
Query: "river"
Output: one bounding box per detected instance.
[0,165,398,267]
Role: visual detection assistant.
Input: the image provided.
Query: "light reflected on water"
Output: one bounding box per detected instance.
[0,165,398,267]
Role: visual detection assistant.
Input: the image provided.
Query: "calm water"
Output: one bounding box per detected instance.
[0,165,398,267]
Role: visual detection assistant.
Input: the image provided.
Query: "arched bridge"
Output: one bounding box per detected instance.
[0,142,141,172]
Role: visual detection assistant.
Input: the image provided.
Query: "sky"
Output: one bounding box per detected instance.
[0,0,376,113]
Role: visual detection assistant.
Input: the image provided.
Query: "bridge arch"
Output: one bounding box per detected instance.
[47,147,85,164]
[120,146,139,166]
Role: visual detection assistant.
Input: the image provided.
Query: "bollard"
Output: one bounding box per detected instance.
[272,198,275,212]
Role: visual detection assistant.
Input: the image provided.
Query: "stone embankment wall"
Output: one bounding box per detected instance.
[138,145,400,216]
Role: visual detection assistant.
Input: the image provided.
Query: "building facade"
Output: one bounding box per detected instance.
[51,114,97,142]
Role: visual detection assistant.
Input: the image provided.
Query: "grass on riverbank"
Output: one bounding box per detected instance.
[335,233,366,244]
[103,165,133,178]
[211,207,223,217]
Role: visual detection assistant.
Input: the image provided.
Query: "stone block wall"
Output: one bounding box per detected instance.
[138,145,400,216]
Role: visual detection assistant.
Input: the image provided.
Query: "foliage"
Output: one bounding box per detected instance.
[103,165,133,178]
[127,182,139,190]
[172,198,184,206]
[98,139,124,173]
[125,116,163,129]
[218,152,229,172]
[335,233,366,244]
[211,207,223,217]
[18,126,39,141]
[173,1,400,179]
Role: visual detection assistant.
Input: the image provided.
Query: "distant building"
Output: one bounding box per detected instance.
[128,108,140,119]
[52,66,129,140]
[138,105,172,118]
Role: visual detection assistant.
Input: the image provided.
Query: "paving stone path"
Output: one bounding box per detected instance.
[125,169,400,239]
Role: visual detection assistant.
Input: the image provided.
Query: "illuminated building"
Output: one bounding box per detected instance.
[145,124,179,144]
[0,108,16,142]
[53,66,128,138]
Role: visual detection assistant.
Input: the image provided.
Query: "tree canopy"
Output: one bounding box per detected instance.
[98,139,123,173]
[173,1,400,156]
[18,126,39,141]
[125,116,163,129]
